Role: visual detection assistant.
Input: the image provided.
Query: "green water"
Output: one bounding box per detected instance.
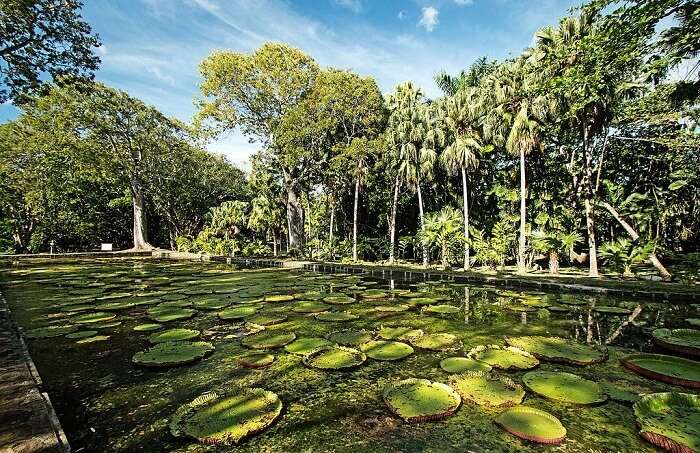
[1,259,698,452]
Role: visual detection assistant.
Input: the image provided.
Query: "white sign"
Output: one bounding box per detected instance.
[101,243,113,251]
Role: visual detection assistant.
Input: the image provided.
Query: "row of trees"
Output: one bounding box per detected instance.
[190,0,698,278]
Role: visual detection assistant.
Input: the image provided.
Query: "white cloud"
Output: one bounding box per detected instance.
[419,6,439,32]
[454,0,473,5]
[397,10,407,20]
[334,0,362,13]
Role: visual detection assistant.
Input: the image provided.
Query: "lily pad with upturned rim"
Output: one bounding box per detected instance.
[522,371,607,405]
[218,306,258,321]
[315,311,358,322]
[292,301,331,313]
[239,353,275,369]
[147,307,196,323]
[242,331,297,350]
[505,335,608,365]
[467,345,539,370]
[302,346,366,370]
[382,378,461,422]
[361,289,388,299]
[411,333,463,352]
[422,305,460,315]
[284,337,334,355]
[132,341,215,367]
[360,340,414,361]
[440,357,492,374]
[265,294,294,302]
[246,314,288,326]
[73,311,117,324]
[149,328,199,344]
[633,392,700,453]
[193,298,232,311]
[652,328,700,357]
[327,329,373,346]
[621,353,700,389]
[25,325,78,339]
[495,406,566,444]
[379,326,424,341]
[65,330,98,340]
[323,295,356,305]
[76,334,110,344]
[169,386,282,445]
[134,323,163,332]
[449,372,525,407]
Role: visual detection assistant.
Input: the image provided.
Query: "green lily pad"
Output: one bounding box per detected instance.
[379,326,424,341]
[93,321,122,329]
[505,335,608,365]
[147,307,196,323]
[323,295,356,305]
[408,297,440,306]
[422,305,460,315]
[246,314,288,326]
[242,331,297,350]
[594,306,631,315]
[265,294,294,302]
[193,298,232,311]
[374,304,409,313]
[292,301,331,313]
[76,334,110,344]
[60,304,95,313]
[327,329,374,346]
[621,353,700,388]
[73,311,116,324]
[440,357,492,374]
[382,378,461,422]
[161,293,189,301]
[315,311,358,322]
[523,371,607,405]
[219,306,258,320]
[169,387,282,445]
[652,328,700,357]
[149,328,199,344]
[602,382,641,404]
[449,372,525,407]
[361,289,388,299]
[411,333,463,352]
[134,323,163,332]
[633,392,700,453]
[132,341,215,367]
[94,300,136,311]
[302,346,366,370]
[467,345,539,370]
[239,353,275,368]
[284,337,334,355]
[65,330,98,340]
[360,340,414,361]
[25,325,78,339]
[495,406,566,444]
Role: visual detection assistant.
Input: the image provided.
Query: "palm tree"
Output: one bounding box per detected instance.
[209,200,248,257]
[421,207,464,268]
[482,59,551,273]
[386,81,436,267]
[439,88,483,270]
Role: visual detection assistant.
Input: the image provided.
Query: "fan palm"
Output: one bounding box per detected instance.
[439,88,483,270]
[421,206,464,268]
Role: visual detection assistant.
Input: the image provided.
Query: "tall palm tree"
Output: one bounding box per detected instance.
[387,81,436,267]
[482,59,551,273]
[439,88,483,270]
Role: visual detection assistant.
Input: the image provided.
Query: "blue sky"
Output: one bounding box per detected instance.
[1,0,582,167]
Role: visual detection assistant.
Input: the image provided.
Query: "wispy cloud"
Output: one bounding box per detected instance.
[419,6,439,32]
[334,0,362,13]
[397,10,407,20]
[454,0,474,5]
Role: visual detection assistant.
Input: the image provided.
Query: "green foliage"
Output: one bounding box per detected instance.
[420,206,464,267]
[599,238,654,276]
[468,219,516,270]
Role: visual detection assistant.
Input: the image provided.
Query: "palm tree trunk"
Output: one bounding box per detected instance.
[272,230,278,257]
[601,201,672,281]
[582,124,599,277]
[417,182,428,267]
[461,166,470,271]
[517,147,526,273]
[329,197,335,259]
[389,174,400,264]
[353,177,360,261]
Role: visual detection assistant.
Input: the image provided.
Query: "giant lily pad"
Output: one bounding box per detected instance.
[132,341,214,367]
[382,378,461,422]
[440,357,492,374]
[284,337,334,355]
[323,295,356,305]
[292,301,331,313]
[302,346,366,370]
[379,326,424,341]
[467,345,539,370]
[361,289,388,299]
[633,392,700,453]
[315,311,358,322]
[73,311,116,324]
[449,372,525,407]
[327,329,373,346]
[411,333,463,352]
[239,353,275,369]
[246,314,288,326]
[149,328,199,344]
[505,335,607,365]
[25,325,78,339]
[65,330,98,340]
[495,406,566,444]
[134,323,163,332]
[265,294,294,302]
[242,331,297,350]
[621,353,700,388]
[147,307,196,323]
[422,305,460,315]
[219,306,258,320]
[374,304,409,313]
[169,387,282,445]
[193,298,231,311]
[523,371,607,405]
[652,328,700,357]
[360,340,414,361]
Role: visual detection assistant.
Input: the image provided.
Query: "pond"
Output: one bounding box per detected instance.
[1,259,699,452]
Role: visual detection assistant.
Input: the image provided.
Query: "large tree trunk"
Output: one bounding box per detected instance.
[582,127,599,277]
[602,202,672,281]
[461,166,470,271]
[517,147,527,273]
[352,178,360,261]
[328,195,335,259]
[549,251,560,275]
[272,231,278,257]
[131,184,152,250]
[416,181,428,267]
[286,184,305,255]
[388,174,400,264]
